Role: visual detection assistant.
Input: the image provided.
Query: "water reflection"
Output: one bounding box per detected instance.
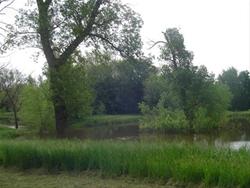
[69,124,250,150]
[229,141,250,150]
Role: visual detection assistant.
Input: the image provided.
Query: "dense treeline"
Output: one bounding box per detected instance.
[218,67,250,111]
[0,28,249,133]
[86,54,156,114]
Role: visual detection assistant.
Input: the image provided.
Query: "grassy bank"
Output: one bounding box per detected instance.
[0,168,172,188]
[222,111,250,130]
[140,111,250,133]
[0,127,19,139]
[0,140,250,187]
[0,126,37,140]
[71,115,141,128]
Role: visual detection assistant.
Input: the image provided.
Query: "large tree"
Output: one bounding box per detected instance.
[4,0,143,136]
[147,28,231,130]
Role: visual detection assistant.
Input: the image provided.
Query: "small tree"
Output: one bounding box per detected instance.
[0,68,24,129]
[20,79,55,133]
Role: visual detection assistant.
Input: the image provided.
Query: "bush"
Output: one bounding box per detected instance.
[140,103,188,132]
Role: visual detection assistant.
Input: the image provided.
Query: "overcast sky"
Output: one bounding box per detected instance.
[2,0,250,76]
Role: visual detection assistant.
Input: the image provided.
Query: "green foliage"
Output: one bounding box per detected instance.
[51,62,94,120]
[20,62,94,132]
[222,111,250,130]
[192,107,214,130]
[19,81,55,133]
[5,0,143,59]
[140,103,188,131]
[141,28,232,131]
[219,67,250,111]
[0,68,25,128]
[0,127,19,139]
[1,140,250,187]
[86,53,156,114]
[143,74,180,110]
[160,28,193,69]
[72,115,141,128]
[5,0,144,136]
[142,67,231,131]
[0,111,14,125]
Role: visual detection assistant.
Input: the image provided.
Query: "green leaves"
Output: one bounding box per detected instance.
[160,28,193,70]
[19,80,55,132]
[219,68,250,111]
[47,58,94,120]
[4,0,143,60]
[142,28,231,131]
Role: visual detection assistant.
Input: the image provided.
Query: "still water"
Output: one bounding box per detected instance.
[69,124,250,150]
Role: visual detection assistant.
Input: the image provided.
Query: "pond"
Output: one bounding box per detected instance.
[69,124,250,150]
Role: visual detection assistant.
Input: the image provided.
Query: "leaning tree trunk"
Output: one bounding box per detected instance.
[49,66,68,138]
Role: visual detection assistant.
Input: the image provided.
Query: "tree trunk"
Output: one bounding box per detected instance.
[53,97,68,138]
[49,65,68,138]
[180,88,194,130]
[13,107,18,129]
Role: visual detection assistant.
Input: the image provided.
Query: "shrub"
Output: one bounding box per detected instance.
[140,103,188,132]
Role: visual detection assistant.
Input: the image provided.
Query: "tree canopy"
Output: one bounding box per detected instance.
[219,67,250,111]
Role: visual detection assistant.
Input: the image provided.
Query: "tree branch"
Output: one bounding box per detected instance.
[36,0,55,66]
[0,0,15,13]
[59,0,103,63]
[89,33,126,58]
[148,40,166,50]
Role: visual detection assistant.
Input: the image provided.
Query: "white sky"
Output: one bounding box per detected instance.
[1,0,250,76]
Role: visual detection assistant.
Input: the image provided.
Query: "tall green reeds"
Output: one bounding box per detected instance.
[0,140,250,187]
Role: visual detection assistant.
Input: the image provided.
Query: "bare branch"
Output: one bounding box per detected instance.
[89,33,126,58]
[0,0,15,13]
[148,40,166,50]
[0,26,8,32]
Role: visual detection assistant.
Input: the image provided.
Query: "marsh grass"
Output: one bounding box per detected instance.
[0,140,250,187]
